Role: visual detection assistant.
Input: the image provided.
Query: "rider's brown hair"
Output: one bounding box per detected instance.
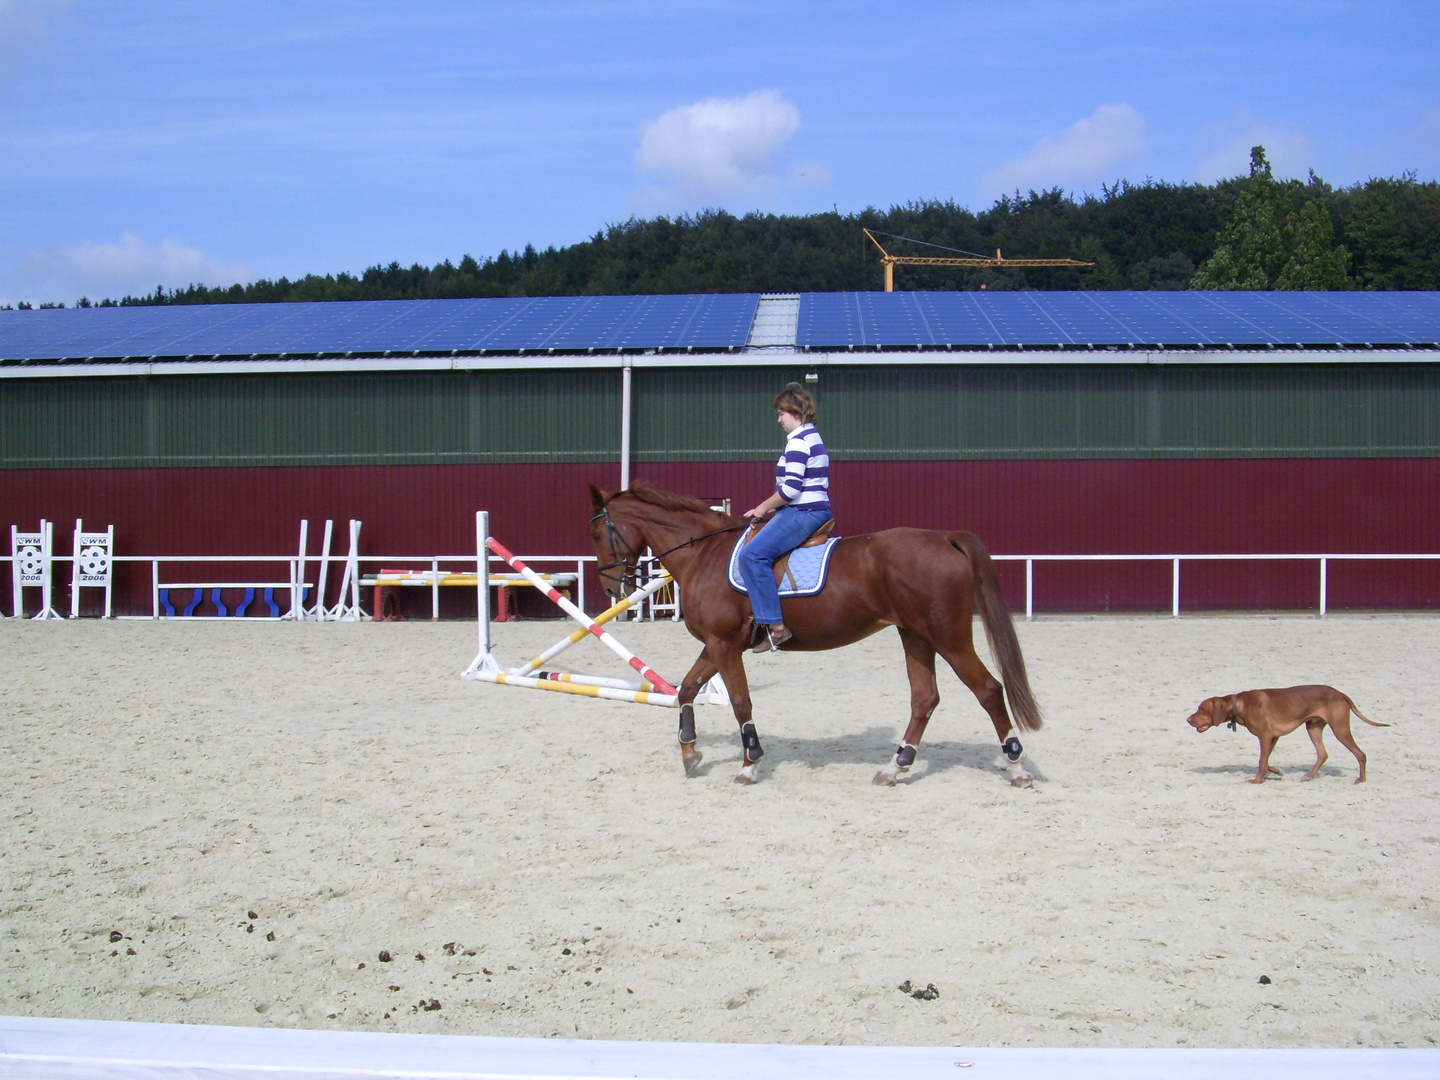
[773,382,817,424]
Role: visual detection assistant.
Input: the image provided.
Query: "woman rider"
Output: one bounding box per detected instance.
[739,382,832,653]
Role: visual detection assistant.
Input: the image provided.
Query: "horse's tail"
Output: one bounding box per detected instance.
[949,532,1043,733]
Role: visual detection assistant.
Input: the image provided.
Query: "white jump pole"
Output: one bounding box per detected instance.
[486,536,678,696]
[484,669,677,707]
[308,519,334,621]
[508,571,674,677]
[290,519,308,620]
[463,512,502,677]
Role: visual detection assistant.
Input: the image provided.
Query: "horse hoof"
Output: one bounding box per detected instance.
[682,750,703,777]
[1009,773,1033,788]
[734,763,759,785]
[872,770,898,787]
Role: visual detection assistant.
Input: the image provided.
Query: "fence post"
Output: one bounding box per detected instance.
[432,557,440,622]
[1025,558,1033,620]
[1172,558,1181,618]
[1319,557,1327,617]
[151,560,160,619]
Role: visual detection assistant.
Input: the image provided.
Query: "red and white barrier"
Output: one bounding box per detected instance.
[462,512,726,710]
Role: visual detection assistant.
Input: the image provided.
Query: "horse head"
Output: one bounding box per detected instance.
[588,484,646,600]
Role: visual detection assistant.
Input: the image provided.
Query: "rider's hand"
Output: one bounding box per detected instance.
[743,507,767,521]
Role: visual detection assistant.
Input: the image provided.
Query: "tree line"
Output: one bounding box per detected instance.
[12,149,1440,310]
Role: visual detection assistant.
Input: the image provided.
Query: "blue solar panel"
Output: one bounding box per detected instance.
[2,291,1436,361]
[0,294,761,360]
[796,291,1440,348]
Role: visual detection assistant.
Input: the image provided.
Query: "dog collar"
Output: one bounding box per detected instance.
[1226,695,1239,731]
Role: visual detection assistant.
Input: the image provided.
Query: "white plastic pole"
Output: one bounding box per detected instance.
[1319,557,1328,617]
[310,519,334,620]
[487,536,677,695]
[509,571,674,676]
[1025,558,1033,620]
[291,519,308,620]
[1172,557,1181,618]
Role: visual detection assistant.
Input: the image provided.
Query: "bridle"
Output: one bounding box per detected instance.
[590,503,748,596]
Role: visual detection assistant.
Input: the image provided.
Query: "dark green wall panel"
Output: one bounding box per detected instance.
[4,362,1439,469]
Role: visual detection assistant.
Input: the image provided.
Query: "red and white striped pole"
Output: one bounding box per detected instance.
[486,536,677,697]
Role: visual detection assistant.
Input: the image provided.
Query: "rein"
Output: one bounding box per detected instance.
[591,505,746,591]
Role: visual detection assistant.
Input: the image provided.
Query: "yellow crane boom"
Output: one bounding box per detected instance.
[863,228,1094,291]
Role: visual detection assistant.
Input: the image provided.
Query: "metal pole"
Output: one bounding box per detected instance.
[619,359,633,492]
[1172,558,1181,618]
[1025,558,1033,620]
[1319,557,1327,617]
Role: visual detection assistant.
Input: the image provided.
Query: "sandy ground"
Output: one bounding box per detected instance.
[1,611,1437,1049]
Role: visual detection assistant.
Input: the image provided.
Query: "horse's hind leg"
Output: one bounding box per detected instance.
[939,644,1032,787]
[874,630,940,787]
[676,651,718,777]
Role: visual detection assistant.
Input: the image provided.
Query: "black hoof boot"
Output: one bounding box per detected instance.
[678,703,697,745]
[740,722,764,761]
[1002,736,1023,763]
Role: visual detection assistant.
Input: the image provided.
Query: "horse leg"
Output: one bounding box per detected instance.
[708,639,763,784]
[675,651,718,778]
[939,644,1032,788]
[874,629,940,786]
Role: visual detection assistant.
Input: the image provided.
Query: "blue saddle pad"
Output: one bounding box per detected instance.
[727,532,841,598]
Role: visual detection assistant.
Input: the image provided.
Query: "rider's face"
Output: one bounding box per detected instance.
[777,410,804,433]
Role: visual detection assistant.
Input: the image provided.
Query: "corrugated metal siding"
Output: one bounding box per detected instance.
[5,459,1438,617]
[822,363,1440,458]
[0,370,621,468]
[7,362,1440,470]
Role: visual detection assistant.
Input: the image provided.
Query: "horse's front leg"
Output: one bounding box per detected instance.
[708,639,763,784]
[675,650,718,778]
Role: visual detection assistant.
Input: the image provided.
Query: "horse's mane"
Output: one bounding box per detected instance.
[620,482,737,525]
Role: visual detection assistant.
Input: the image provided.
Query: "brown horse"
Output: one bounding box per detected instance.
[589,483,1042,786]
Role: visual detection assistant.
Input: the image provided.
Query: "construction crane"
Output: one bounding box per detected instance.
[863,228,1094,291]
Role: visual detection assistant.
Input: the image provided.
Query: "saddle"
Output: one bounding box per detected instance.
[743,517,836,592]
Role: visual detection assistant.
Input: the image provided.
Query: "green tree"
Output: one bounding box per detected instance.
[1191,147,1351,290]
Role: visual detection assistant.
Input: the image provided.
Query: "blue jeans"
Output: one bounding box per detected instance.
[738,505,833,626]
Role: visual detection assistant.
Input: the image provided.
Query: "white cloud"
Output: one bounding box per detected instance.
[633,89,822,211]
[2,232,251,306]
[1419,108,1440,159]
[1194,124,1315,182]
[982,103,1146,196]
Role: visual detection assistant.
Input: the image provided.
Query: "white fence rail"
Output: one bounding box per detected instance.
[994,553,1440,619]
[1,553,597,620]
[6,551,1439,620]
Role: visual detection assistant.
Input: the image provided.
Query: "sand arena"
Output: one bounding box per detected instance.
[1,613,1436,1048]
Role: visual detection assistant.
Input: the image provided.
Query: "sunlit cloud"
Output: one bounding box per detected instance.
[2,232,251,306]
[631,89,825,213]
[981,103,1146,196]
[1194,123,1315,182]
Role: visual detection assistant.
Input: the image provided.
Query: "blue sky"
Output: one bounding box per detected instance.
[1,1,1436,305]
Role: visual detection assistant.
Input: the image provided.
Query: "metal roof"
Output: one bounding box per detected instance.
[1,291,1436,368]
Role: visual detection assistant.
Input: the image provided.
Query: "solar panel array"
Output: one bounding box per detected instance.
[0,294,761,361]
[2,291,1437,362]
[797,291,1440,348]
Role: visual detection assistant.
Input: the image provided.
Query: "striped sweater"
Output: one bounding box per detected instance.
[774,423,831,510]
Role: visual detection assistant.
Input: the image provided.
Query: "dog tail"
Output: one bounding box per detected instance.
[948,531,1042,732]
[1344,694,1390,727]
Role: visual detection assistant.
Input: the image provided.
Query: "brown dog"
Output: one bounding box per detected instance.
[1186,685,1389,784]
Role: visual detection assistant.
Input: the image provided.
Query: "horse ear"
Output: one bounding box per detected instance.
[589,483,608,509]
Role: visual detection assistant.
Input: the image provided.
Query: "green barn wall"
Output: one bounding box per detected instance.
[4,362,1440,470]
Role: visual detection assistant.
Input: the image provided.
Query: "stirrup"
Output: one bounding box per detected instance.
[752,624,791,653]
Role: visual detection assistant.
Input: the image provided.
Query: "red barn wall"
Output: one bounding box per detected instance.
[4,458,1439,617]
